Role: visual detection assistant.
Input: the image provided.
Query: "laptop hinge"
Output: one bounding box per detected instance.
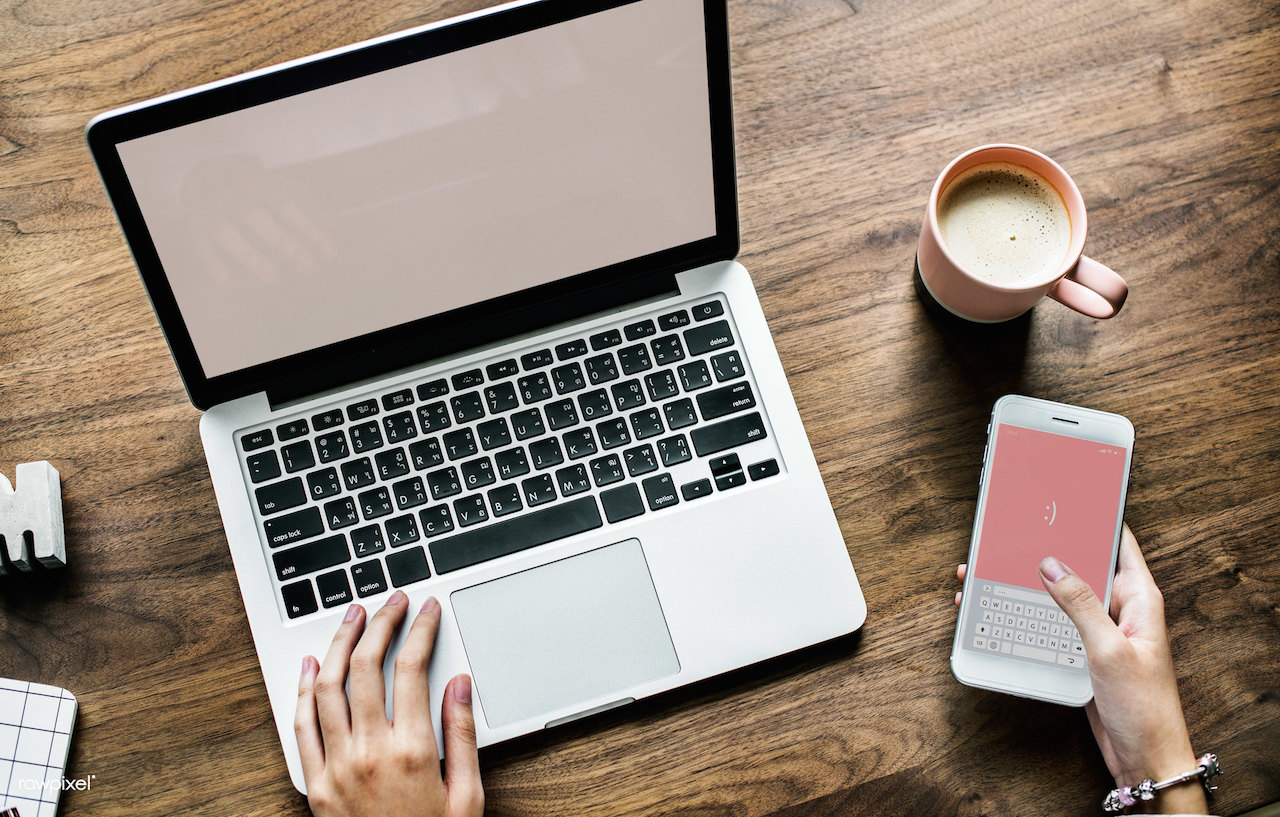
[265,271,679,411]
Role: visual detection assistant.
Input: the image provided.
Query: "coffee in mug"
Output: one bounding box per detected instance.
[916,144,1127,322]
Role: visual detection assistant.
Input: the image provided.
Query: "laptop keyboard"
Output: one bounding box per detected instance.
[240,296,782,620]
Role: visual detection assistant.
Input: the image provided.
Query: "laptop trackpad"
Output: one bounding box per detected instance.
[450,539,680,729]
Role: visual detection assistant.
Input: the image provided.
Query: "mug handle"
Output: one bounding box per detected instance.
[1047,256,1128,319]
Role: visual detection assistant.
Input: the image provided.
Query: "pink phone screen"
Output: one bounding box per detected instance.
[973,424,1128,597]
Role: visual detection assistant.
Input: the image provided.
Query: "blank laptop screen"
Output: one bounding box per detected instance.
[115,0,715,379]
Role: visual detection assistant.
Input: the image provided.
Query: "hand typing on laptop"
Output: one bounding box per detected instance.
[296,592,484,817]
[955,526,1208,815]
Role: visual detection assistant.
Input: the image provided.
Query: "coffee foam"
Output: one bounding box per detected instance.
[937,162,1072,286]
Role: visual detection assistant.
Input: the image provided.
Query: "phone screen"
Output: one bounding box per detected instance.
[962,423,1128,668]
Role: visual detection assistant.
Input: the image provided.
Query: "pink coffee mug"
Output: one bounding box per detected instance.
[916,144,1127,322]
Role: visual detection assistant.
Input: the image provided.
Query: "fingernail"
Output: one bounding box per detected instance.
[421,596,439,614]
[387,590,407,607]
[1039,556,1070,583]
[454,675,472,705]
[299,656,315,683]
[343,604,361,623]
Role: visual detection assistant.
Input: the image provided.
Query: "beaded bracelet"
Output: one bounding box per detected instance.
[1103,753,1221,813]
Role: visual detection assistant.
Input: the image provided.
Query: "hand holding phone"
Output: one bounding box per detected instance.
[951,394,1134,706]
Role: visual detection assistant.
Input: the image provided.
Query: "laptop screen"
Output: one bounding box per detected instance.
[110,0,715,381]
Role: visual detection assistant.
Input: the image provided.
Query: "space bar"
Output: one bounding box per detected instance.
[429,496,603,574]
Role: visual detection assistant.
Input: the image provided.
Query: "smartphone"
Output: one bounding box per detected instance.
[951,394,1134,706]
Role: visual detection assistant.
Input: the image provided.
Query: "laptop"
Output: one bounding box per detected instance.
[87,0,867,792]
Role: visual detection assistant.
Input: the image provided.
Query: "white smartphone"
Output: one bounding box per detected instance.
[951,394,1134,706]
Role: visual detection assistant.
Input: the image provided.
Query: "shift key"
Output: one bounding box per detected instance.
[690,411,767,456]
[273,534,350,581]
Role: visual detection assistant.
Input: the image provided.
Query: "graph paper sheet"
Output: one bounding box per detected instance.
[0,678,77,817]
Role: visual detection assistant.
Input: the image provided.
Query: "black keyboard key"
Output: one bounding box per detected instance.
[519,373,554,404]
[484,382,519,414]
[452,369,483,390]
[562,427,597,460]
[658,310,690,330]
[709,453,741,476]
[242,429,273,452]
[555,464,591,496]
[664,398,698,430]
[386,546,431,588]
[264,506,324,548]
[341,457,376,490]
[529,437,564,470]
[577,389,612,420]
[247,451,281,484]
[383,411,418,443]
[716,470,747,491]
[555,338,589,360]
[678,360,713,391]
[325,497,360,529]
[417,401,451,433]
[684,320,734,356]
[386,514,421,547]
[347,399,380,421]
[495,447,531,480]
[430,495,602,574]
[351,560,388,598]
[623,444,658,477]
[597,418,631,450]
[584,354,619,385]
[749,458,781,481]
[453,495,489,527]
[312,409,345,431]
[698,381,756,421]
[692,300,724,321]
[511,408,546,440]
[551,363,586,395]
[624,319,656,341]
[545,399,579,431]
[521,349,554,370]
[642,473,679,511]
[382,389,415,411]
[316,570,353,608]
[451,392,485,424]
[409,438,444,470]
[307,467,341,501]
[349,421,384,453]
[611,379,646,411]
[600,483,644,523]
[419,505,454,537]
[281,580,318,618]
[691,412,767,456]
[590,453,625,487]
[316,430,349,463]
[417,378,449,400]
[256,477,306,516]
[427,466,462,500]
[273,534,350,581]
[443,428,478,460]
[376,447,410,480]
[617,344,652,375]
[277,419,309,441]
[521,473,557,507]
[650,335,685,366]
[358,487,393,519]
[351,524,386,557]
[488,484,523,517]
[590,328,623,350]
[461,456,496,490]
[282,441,315,473]
[477,418,512,451]
[644,370,679,402]
[681,479,713,501]
[711,350,745,382]
[630,408,665,440]
[656,434,691,466]
[392,476,428,509]
[486,358,520,380]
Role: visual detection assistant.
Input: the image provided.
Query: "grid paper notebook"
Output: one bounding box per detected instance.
[0,679,77,817]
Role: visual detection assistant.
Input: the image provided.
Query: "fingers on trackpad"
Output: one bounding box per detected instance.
[450,539,680,729]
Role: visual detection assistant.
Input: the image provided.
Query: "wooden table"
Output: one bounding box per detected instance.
[2,0,1277,814]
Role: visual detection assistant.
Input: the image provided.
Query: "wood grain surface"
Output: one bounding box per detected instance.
[1,0,1277,814]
